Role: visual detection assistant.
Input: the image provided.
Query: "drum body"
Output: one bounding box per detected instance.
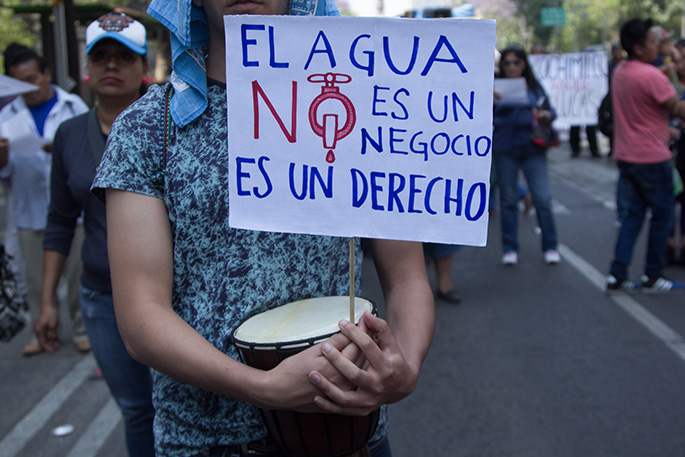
[233,296,379,457]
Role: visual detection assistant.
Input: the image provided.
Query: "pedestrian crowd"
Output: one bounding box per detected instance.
[0,5,683,457]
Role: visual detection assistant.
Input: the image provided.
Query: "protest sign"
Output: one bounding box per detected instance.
[225,16,496,246]
[529,52,608,129]
[0,75,39,98]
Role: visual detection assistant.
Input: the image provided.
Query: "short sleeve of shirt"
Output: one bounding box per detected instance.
[92,84,167,201]
[647,68,676,105]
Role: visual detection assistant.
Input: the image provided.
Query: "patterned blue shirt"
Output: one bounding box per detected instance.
[93,83,386,456]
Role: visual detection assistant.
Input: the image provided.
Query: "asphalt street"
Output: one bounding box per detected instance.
[1,137,685,457]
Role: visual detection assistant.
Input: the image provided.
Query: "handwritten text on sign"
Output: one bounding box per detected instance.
[529,52,608,129]
[225,16,496,246]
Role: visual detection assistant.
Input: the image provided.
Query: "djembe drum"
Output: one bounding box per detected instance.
[233,296,380,457]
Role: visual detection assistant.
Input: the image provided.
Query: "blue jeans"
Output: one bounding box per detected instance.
[494,144,558,253]
[80,286,155,457]
[610,160,675,281]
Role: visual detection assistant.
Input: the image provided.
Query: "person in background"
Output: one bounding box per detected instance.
[0,44,89,356]
[608,40,625,84]
[651,25,680,77]
[606,18,685,294]
[424,243,462,304]
[606,40,625,159]
[493,44,561,266]
[570,47,602,159]
[569,124,600,158]
[34,13,155,456]
[91,1,435,456]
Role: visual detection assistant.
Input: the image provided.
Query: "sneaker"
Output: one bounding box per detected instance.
[502,251,518,266]
[641,275,685,294]
[606,275,640,294]
[544,249,561,265]
[22,340,43,356]
[75,339,91,353]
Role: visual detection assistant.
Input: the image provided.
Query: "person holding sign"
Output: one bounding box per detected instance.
[493,44,561,266]
[92,1,435,456]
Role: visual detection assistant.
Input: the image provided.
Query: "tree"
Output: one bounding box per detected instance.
[0,7,37,72]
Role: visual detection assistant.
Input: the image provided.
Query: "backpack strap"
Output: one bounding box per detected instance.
[151,85,174,192]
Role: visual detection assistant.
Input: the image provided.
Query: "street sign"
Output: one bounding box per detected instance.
[541,7,566,27]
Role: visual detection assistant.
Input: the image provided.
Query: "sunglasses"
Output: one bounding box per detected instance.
[503,60,523,67]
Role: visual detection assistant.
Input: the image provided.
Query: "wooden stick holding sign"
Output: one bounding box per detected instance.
[349,237,355,324]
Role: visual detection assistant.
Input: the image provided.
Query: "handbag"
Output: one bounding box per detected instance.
[0,244,28,342]
[531,113,559,149]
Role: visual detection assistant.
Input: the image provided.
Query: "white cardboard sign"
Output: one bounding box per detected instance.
[0,74,39,98]
[529,52,609,129]
[225,16,496,246]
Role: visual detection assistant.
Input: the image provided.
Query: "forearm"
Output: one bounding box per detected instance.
[370,240,435,376]
[384,276,434,376]
[40,250,68,308]
[115,294,266,404]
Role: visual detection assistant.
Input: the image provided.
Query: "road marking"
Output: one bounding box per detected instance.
[65,398,120,457]
[559,244,685,364]
[0,355,96,457]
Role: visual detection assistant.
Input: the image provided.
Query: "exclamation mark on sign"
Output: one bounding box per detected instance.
[323,113,339,163]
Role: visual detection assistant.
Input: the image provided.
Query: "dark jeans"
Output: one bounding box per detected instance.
[570,125,600,156]
[609,160,675,281]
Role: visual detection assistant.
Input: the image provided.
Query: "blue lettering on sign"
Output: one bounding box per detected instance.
[408,174,426,213]
[370,171,385,210]
[428,91,475,122]
[241,24,264,67]
[388,173,406,212]
[241,24,289,68]
[350,169,487,220]
[425,177,443,215]
[389,128,408,155]
[361,128,491,161]
[289,163,334,200]
[383,36,420,75]
[466,182,487,221]
[236,156,273,198]
[361,127,383,155]
[351,168,368,207]
[421,35,468,76]
[392,89,410,120]
[349,33,468,77]
[350,34,374,76]
[268,26,288,68]
[372,87,411,120]
[372,86,389,117]
[304,30,337,70]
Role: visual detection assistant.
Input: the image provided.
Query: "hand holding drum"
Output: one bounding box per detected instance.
[309,309,419,416]
[233,296,381,457]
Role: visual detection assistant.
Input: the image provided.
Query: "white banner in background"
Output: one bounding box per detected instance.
[529,52,609,129]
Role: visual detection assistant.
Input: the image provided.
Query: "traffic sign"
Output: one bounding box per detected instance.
[541,7,566,27]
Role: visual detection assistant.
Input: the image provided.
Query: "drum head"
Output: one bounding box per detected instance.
[233,296,373,348]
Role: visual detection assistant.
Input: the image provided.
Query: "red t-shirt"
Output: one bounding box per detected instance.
[612,59,675,164]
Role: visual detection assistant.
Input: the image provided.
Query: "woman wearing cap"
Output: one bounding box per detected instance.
[92,1,435,456]
[34,12,155,457]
